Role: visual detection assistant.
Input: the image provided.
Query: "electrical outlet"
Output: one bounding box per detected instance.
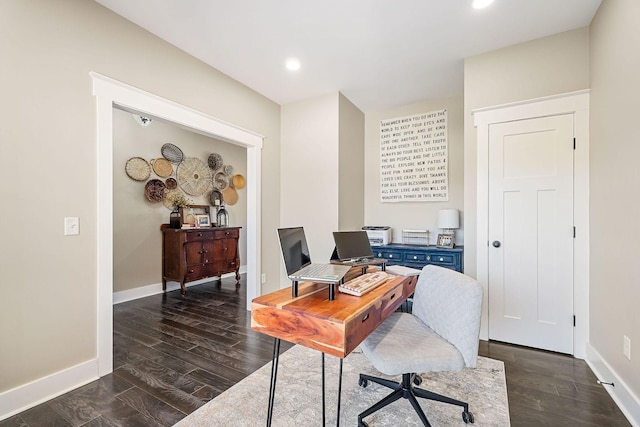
[623,335,631,360]
[261,273,267,284]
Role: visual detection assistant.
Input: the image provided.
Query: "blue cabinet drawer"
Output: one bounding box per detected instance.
[404,251,428,263]
[424,253,456,267]
[374,249,403,262]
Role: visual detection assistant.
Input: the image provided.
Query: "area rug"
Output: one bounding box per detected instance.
[175,345,510,426]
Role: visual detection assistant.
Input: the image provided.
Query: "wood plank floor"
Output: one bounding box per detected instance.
[1,276,631,426]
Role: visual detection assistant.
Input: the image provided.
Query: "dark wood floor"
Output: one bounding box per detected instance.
[1,276,631,426]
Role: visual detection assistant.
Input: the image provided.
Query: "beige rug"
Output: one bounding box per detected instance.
[175,345,510,426]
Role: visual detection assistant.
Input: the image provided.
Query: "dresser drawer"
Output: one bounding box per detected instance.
[380,282,404,319]
[214,228,240,239]
[184,230,216,241]
[345,303,382,354]
[184,264,211,282]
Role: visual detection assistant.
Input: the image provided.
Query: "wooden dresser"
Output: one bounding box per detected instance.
[161,226,241,295]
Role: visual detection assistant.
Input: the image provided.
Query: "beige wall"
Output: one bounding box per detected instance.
[338,94,365,231]
[463,27,591,278]
[113,109,247,293]
[0,0,280,394]
[590,0,640,400]
[280,93,340,285]
[364,96,465,246]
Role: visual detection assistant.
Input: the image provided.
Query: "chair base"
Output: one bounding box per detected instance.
[357,373,474,427]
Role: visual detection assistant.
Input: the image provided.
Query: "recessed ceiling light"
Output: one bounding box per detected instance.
[472,0,494,9]
[285,58,301,71]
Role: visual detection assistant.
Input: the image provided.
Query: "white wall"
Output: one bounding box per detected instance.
[589,0,640,408]
[364,96,464,246]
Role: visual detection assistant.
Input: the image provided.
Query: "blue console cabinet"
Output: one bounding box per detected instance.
[373,244,463,273]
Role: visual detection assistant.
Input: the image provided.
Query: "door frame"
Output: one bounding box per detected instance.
[92,72,264,376]
[473,90,590,358]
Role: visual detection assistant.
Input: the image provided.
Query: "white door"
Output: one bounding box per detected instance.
[488,114,574,354]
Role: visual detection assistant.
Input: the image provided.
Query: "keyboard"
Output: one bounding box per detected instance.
[339,272,391,297]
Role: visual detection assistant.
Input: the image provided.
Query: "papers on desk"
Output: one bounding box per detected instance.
[385,265,421,276]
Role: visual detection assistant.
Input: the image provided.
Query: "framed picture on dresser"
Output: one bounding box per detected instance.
[436,234,454,248]
[195,214,211,228]
[179,204,210,225]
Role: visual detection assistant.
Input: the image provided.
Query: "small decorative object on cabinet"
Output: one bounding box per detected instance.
[436,234,454,248]
[169,207,181,229]
[373,244,463,273]
[216,204,229,227]
[195,214,210,228]
[161,226,241,295]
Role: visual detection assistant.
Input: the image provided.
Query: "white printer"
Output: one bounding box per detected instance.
[362,226,392,246]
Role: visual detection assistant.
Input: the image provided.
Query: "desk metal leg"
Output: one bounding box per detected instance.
[322,353,326,426]
[321,354,344,427]
[336,358,343,427]
[267,338,281,427]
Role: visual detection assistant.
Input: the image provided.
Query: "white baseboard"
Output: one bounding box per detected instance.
[113,266,247,305]
[585,343,640,427]
[0,359,98,422]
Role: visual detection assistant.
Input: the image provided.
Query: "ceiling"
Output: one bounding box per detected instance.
[95,0,601,112]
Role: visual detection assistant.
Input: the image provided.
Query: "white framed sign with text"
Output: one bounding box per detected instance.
[380,109,448,202]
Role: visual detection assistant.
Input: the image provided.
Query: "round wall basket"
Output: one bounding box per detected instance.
[125,157,151,181]
[176,157,212,196]
[150,158,173,178]
[213,171,230,191]
[208,152,223,171]
[231,174,245,189]
[161,143,184,164]
[144,179,166,202]
[222,186,238,205]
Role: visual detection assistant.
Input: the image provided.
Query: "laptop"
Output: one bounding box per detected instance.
[332,230,386,265]
[277,227,351,283]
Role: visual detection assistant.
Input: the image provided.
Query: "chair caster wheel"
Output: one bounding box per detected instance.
[358,377,368,388]
[413,374,422,386]
[462,410,475,424]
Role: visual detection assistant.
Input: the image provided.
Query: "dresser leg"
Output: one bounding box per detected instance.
[180,281,186,296]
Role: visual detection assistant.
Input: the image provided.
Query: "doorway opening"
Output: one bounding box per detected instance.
[92,72,263,376]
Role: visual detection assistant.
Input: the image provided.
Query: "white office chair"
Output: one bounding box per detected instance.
[357,265,483,427]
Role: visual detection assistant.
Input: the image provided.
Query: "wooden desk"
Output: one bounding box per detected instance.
[252,268,416,358]
[251,268,417,425]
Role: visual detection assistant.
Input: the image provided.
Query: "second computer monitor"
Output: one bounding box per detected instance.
[332,230,374,261]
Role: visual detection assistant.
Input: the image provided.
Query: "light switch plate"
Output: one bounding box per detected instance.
[623,335,631,360]
[64,217,79,236]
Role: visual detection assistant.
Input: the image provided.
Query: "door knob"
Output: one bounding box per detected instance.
[492,241,501,248]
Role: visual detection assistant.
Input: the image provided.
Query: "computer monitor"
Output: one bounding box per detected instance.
[332,230,374,261]
[277,227,312,275]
